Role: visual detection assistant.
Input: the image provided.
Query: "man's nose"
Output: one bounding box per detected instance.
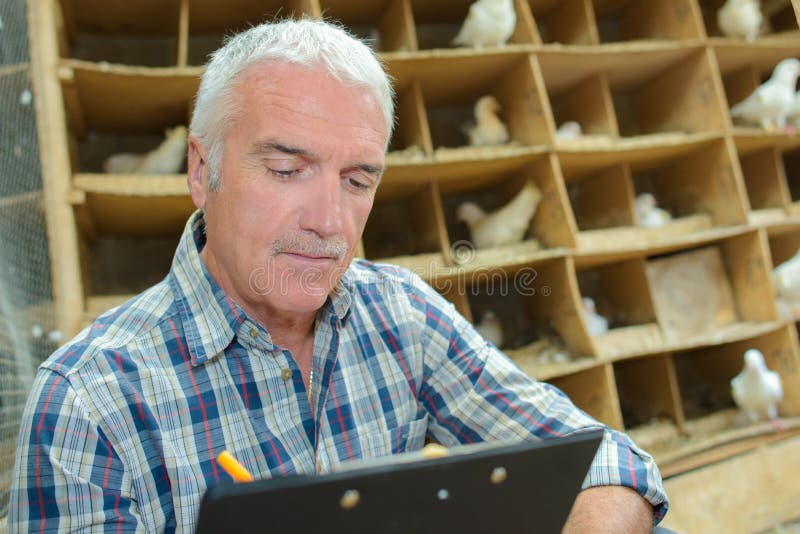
[299,172,343,238]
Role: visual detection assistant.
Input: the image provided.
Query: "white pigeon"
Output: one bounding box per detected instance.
[731,349,783,431]
[103,125,188,174]
[635,193,672,228]
[555,121,582,140]
[465,95,510,146]
[787,90,800,128]
[717,0,763,41]
[582,297,609,336]
[457,181,542,249]
[773,249,800,300]
[452,0,516,49]
[730,58,800,129]
[475,310,504,347]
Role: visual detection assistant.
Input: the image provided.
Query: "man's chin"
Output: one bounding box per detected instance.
[268,289,331,315]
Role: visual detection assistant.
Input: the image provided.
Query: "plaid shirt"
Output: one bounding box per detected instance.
[10,211,668,532]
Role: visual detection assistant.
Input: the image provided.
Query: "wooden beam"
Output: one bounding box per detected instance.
[177,0,189,67]
[27,0,86,338]
[57,64,86,139]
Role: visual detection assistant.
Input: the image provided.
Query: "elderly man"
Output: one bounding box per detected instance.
[10,18,667,532]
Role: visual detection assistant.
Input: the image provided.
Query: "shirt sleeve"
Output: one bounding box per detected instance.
[413,280,670,524]
[8,367,143,533]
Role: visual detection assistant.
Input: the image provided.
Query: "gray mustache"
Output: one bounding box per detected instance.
[271,233,348,260]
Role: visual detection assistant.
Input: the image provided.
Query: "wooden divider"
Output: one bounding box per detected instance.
[528,0,599,45]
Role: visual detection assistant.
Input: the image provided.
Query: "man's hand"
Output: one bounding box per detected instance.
[563,486,654,533]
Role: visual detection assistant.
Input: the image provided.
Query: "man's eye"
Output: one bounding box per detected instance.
[269,168,297,178]
[348,177,370,190]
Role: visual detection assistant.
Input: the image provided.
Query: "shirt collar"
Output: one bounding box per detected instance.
[169,210,355,365]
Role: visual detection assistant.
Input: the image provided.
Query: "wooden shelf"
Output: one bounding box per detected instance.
[71,174,192,237]
[27,3,800,529]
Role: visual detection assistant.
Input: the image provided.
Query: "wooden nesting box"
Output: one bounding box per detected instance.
[26,0,800,530]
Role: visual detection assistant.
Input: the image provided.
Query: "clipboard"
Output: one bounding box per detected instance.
[196,429,603,534]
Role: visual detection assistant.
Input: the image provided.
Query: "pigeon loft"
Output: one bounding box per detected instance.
[592,0,705,43]
[59,63,197,170]
[738,145,793,226]
[57,0,182,67]
[767,226,800,320]
[409,0,538,50]
[438,154,575,262]
[564,138,746,253]
[58,0,317,67]
[608,48,728,138]
[527,0,598,45]
[388,81,433,156]
[471,256,596,369]
[318,0,417,53]
[84,235,178,304]
[671,325,800,445]
[388,52,552,150]
[362,181,450,272]
[566,164,636,234]
[184,1,320,65]
[547,364,624,428]
[619,324,800,469]
[698,0,800,39]
[716,45,800,132]
[26,1,800,530]
[613,353,684,451]
[645,231,778,345]
[537,46,729,140]
[576,258,663,358]
[545,71,618,140]
[627,138,745,227]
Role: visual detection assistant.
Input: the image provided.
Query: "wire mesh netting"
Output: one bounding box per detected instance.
[0,0,57,519]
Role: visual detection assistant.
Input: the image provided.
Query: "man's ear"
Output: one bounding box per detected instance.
[187,135,208,209]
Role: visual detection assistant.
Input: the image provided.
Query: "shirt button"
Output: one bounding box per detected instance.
[281,368,293,381]
[249,327,258,338]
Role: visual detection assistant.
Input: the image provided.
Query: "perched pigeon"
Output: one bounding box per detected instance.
[582,297,609,336]
[464,95,510,146]
[635,193,672,228]
[555,121,582,140]
[475,310,504,348]
[452,0,516,48]
[457,181,542,249]
[773,249,800,300]
[730,58,800,129]
[731,349,783,431]
[717,0,763,41]
[103,125,188,174]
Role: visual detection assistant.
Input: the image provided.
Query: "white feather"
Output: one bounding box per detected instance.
[582,297,609,336]
[456,181,542,249]
[773,249,800,300]
[731,349,783,425]
[453,0,516,48]
[103,125,188,174]
[465,95,510,146]
[635,193,672,228]
[475,310,504,347]
[556,121,582,140]
[717,0,763,41]
[730,58,800,129]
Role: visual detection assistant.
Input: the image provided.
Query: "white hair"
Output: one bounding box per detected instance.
[190,18,395,190]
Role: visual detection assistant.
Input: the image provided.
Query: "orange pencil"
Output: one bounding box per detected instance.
[216,450,254,483]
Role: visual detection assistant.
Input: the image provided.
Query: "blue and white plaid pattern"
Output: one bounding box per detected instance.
[9,210,668,532]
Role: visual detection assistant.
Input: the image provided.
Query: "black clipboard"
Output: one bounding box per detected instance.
[196,429,603,534]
